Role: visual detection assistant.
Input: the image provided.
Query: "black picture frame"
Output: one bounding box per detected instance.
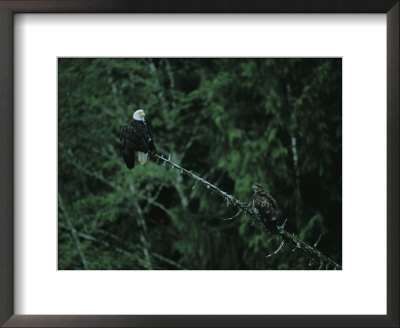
[0,1,398,327]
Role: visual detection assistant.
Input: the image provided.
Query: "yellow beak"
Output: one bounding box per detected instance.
[140,112,145,117]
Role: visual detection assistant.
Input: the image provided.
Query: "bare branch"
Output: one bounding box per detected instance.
[266,240,285,258]
[279,218,288,230]
[61,146,341,270]
[219,209,242,221]
[314,234,322,248]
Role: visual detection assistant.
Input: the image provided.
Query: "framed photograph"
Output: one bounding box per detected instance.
[0,1,398,327]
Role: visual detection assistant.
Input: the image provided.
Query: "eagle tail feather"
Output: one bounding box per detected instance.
[137,152,148,165]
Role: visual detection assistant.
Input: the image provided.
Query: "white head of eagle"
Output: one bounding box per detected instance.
[120,109,156,170]
[133,109,145,121]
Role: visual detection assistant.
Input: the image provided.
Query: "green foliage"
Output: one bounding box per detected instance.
[58,58,342,270]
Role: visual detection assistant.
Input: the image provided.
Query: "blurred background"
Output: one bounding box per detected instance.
[58,58,342,270]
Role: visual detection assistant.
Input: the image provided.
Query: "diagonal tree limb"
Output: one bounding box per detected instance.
[62,147,341,270]
[152,153,342,270]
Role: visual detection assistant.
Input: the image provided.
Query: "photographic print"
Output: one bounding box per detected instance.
[58,58,342,270]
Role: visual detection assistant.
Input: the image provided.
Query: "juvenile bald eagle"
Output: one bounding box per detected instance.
[120,109,156,170]
[252,183,279,232]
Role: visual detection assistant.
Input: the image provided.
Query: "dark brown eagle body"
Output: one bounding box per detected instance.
[252,183,279,232]
[120,115,156,170]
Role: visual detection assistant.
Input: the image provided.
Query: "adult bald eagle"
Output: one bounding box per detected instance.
[120,109,156,170]
[252,183,279,232]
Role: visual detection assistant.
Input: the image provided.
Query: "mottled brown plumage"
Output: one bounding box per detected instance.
[252,183,279,232]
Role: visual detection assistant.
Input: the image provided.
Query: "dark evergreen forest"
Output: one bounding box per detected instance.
[58,58,342,270]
